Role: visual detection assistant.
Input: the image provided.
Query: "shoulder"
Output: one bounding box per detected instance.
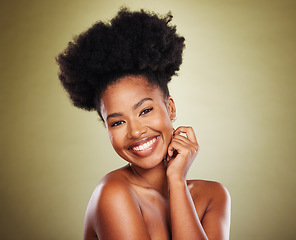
[85,168,138,219]
[187,179,231,204]
[98,170,140,209]
[186,180,231,222]
[84,168,150,239]
[187,180,231,239]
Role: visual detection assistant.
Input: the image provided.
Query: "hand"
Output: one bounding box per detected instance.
[166,126,199,182]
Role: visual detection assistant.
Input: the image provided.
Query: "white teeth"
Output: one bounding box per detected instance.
[132,137,156,151]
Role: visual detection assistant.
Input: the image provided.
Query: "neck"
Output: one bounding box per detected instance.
[129,160,169,198]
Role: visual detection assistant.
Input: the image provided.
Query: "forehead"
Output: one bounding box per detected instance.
[100,76,164,116]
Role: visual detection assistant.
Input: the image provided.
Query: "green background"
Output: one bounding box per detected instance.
[1,0,295,239]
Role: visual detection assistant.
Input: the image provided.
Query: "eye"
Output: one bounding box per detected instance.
[111,120,125,127]
[140,107,153,116]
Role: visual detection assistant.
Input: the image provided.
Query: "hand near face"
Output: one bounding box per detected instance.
[166,126,199,182]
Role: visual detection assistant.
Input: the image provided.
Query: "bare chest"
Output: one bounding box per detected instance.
[132,187,171,240]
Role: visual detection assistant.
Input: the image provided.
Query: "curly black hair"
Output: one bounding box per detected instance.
[56,7,185,119]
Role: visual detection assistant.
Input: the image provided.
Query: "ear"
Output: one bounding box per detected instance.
[166,96,176,121]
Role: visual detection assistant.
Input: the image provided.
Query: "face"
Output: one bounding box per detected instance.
[100,75,176,169]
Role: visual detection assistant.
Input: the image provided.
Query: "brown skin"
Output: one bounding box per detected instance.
[83,75,231,240]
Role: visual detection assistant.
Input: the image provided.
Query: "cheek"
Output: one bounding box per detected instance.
[110,135,127,160]
[150,111,173,137]
[108,131,123,151]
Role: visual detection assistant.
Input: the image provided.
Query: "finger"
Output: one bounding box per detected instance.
[173,127,198,150]
[168,137,197,158]
[167,139,181,161]
[167,140,178,158]
[174,126,198,144]
[172,134,198,150]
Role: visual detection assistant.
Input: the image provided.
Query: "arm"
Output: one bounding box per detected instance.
[166,126,231,240]
[168,178,208,240]
[197,182,231,239]
[90,180,151,240]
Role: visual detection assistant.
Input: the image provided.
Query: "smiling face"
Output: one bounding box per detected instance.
[100,75,176,169]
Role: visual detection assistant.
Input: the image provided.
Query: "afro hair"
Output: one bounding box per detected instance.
[56,7,185,114]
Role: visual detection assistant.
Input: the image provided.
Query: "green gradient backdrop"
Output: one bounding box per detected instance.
[1,0,295,239]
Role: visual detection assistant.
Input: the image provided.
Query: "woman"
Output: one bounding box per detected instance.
[57,8,231,240]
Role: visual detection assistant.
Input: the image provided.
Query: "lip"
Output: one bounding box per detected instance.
[128,136,160,158]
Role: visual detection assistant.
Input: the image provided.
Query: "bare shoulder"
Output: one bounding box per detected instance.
[84,167,150,240]
[93,167,134,200]
[187,179,231,239]
[84,167,136,223]
[187,179,230,204]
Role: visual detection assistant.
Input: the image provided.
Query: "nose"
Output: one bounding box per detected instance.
[127,119,147,139]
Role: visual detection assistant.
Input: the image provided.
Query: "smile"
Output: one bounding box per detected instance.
[132,137,157,151]
[128,136,160,157]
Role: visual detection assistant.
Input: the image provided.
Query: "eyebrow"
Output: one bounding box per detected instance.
[133,97,153,110]
[106,97,153,121]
